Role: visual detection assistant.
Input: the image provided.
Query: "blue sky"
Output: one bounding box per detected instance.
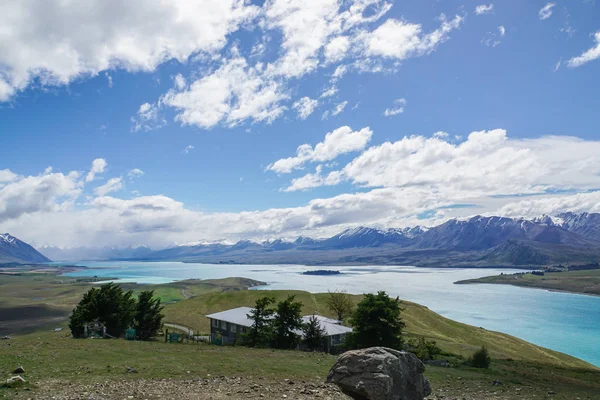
[0,0,599,248]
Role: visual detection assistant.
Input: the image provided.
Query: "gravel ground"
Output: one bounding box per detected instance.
[4,376,348,400]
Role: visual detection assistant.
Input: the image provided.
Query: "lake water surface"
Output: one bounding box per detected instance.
[64,261,600,367]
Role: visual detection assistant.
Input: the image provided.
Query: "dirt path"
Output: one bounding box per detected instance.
[180,288,191,300]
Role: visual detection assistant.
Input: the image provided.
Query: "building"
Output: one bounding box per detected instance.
[206,306,353,352]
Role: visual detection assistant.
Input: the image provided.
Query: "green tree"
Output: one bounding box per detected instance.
[272,295,304,349]
[469,346,491,368]
[134,290,164,340]
[348,291,405,349]
[246,296,275,346]
[324,289,354,322]
[302,315,326,351]
[69,287,99,338]
[69,283,136,338]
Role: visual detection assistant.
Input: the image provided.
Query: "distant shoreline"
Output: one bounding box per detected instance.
[455,269,600,297]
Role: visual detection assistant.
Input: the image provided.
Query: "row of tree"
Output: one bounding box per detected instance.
[69,283,164,340]
[246,290,406,351]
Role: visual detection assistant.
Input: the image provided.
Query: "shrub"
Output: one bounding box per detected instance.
[469,346,491,368]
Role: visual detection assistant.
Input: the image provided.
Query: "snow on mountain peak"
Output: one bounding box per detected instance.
[0,233,16,244]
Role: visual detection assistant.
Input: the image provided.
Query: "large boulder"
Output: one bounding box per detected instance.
[326,347,431,400]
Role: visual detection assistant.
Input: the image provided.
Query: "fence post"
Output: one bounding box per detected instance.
[165,329,168,343]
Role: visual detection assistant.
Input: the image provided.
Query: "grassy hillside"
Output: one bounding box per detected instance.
[456,269,600,296]
[163,290,593,369]
[0,273,264,335]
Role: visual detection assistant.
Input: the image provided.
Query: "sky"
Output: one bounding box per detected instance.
[0,0,600,249]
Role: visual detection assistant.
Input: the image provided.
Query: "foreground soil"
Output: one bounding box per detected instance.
[6,375,597,400]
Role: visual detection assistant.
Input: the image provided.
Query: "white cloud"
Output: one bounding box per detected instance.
[539,3,555,20]
[161,57,289,129]
[0,169,81,223]
[131,102,166,132]
[554,60,562,72]
[262,0,392,78]
[320,86,339,98]
[330,100,348,116]
[340,130,600,199]
[497,191,600,218]
[324,36,350,63]
[3,148,600,248]
[383,98,406,116]
[361,14,464,60]
[283,166,344,192]
[498,26,506,37]
[86,158,107,182]
[267,126,373,173]
[0,170,19,183]
[183,145,195,154]
[292,97,318,119]
[94,177,123,196]
[568,31,600,68]
[173,74,186,90]
[128,169,144,179]
[106,73,113,88]
[433,131,449,139]
[0,0,260,101]
[475,4,494,15]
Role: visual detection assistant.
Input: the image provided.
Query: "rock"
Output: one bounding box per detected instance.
[492,380,503,386]
[126,367,138,374]
[13,366,25,374]
[5,376,26,384]
[326,347,431,400]
[1,336,11,340]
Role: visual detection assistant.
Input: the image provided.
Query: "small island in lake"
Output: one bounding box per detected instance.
[302,269,342,276]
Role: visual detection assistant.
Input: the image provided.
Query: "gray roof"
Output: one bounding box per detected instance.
[206,306,254,328]
[302,315,353,336]
[206,307,353,337]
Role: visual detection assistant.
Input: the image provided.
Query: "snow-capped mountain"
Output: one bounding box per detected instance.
[414,215,597,250]
[21,212,600,266]
[319,226,410,249]
[0,233,51,263]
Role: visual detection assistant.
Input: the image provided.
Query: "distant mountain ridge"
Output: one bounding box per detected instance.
[0,233,51,264]
[29,212,600,267]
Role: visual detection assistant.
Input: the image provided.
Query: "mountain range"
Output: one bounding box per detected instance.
[6,212,600,266]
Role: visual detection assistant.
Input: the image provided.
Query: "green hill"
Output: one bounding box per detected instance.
[163,289,593,370]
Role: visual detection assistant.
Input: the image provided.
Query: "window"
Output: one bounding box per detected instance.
[212,319,218,327]
[230,323,236,332]
[220,320,227,330]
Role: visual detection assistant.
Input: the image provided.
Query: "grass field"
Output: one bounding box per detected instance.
[2,271,600,399]
[0,273,265,335]
[456,269,600,296]
[1,326,599,399]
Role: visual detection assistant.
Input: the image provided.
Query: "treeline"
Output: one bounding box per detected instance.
[69,283,164,340]
[244,291,407,352]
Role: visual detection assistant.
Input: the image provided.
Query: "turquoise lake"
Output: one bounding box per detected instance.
[64,261,600,367]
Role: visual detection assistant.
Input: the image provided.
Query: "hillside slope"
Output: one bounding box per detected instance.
[163,290,594,370]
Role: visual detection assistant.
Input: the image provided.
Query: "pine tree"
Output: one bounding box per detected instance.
[134,290,164,340]
[302,315,326,351]
[348,291,405,349]
[272,295,303,349]
[246,296,275,346]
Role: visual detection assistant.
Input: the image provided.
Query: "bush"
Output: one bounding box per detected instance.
[408,336,442,361]
[469,346,491,368]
